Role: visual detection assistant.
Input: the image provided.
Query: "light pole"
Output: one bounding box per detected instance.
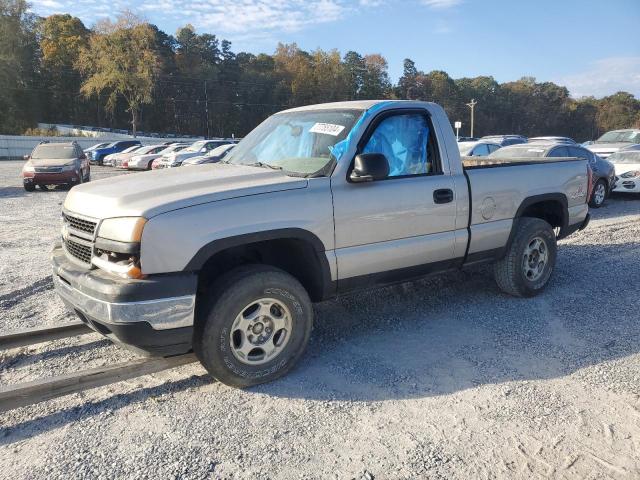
[466,98,477,138]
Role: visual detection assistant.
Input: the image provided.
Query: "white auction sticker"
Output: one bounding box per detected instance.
[309,123,346,136]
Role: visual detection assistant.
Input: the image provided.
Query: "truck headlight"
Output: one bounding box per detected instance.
[61,163,77,172]
[94,217,147,278]
[23,164,35,173]
[98,217,147,243]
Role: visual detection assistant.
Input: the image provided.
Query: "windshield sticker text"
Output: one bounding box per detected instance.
[310,123,346,136]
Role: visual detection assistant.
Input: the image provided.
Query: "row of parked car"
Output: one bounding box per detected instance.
[456,129,640,208]
[20,138,237,191]
[85,139,238,170]
[20,128,640,205]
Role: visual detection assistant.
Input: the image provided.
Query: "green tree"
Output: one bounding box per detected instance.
[360,54,391,99]
[0,0,39,133]
[77,13,159,136]
[343,51,366,99]
[38,14,89,124]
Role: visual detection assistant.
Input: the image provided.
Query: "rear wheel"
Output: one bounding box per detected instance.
[589,180,607,208]
[195,265,313,388]
[494,217,557,297]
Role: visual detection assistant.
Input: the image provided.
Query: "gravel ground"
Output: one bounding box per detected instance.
[1,160,639,479]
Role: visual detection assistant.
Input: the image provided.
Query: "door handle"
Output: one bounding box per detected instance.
[433,188,454,204]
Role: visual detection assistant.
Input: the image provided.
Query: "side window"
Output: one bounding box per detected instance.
[472,144,489,156]
[487,144,500,153]
[548,146,570,157]
[361,113,435,177]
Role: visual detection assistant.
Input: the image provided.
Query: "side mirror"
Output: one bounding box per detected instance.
[350,153,390,183]
[200,148,207,153]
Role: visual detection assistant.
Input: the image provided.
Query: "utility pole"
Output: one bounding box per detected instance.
[204,80,210,139]
[466,98,477,137]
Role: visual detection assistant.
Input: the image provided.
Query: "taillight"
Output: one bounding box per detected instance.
[586,165,594,201]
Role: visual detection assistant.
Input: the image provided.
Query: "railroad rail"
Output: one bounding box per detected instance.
[0,323,197,413]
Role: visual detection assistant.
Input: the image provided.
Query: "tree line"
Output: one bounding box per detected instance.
[2,0,639,140]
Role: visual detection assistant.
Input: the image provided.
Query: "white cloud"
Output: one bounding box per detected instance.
[558,57,640,98]
[32,0,351,35]
[420,0,462,9]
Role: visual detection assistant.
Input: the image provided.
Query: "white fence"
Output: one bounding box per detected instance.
[0,135,202,160]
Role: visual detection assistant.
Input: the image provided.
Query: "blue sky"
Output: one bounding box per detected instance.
[30,0,640,98]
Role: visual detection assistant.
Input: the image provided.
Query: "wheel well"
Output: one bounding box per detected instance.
[519,200,565,229]
[196,238,327,303]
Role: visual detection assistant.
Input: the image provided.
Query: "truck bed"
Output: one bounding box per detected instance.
[462,156,582,169]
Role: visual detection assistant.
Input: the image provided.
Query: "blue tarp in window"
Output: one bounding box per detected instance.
[362,114,430,176]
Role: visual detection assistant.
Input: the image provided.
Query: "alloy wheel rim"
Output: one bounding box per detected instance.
[522,236,548,282]
[229,298,292,365]
[594,183,605,204]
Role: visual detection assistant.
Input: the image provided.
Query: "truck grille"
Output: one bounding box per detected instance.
[62,212,97,267]
[64,238,92,264]
[63,213,97,235]
[35,166,62,173]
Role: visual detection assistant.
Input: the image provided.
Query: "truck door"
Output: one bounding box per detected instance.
[331,109,459,287]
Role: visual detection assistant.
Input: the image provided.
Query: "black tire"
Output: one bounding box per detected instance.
[23,183,35,192]
[589,179,607,208]
[493,217,557,297]
[195,265,313,388]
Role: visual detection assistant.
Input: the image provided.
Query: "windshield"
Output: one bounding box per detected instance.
[121,146,140,153]
[488,146,546,159]
[206,144,234,157]
[607,151,640,164]
[225,109,362,176]
[159,144,184,154]
[135,145,159,155]
[597,131,640,143]
[458,142,477,155]
[31,144,77,160]
[184,141,208,153]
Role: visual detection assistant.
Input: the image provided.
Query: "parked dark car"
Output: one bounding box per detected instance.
[488,142,615,208]
[87,140,141,165]
[22,142,90,191]
[481,134,528,146]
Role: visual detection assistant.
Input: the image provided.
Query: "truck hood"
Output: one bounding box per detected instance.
[63,163,308,219]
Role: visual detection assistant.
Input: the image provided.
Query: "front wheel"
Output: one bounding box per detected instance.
[493,217,557,297]
[195,265,313,388]
[23,183,35,192]
[589,180,607,208]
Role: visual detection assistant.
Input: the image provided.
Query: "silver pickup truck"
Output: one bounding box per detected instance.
[51,100,591,387]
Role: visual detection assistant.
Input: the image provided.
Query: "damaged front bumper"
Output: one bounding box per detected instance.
[51,243,196,356]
